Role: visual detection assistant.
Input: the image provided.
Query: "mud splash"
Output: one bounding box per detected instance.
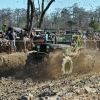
[0,49,100,81]
[72,49,100,74]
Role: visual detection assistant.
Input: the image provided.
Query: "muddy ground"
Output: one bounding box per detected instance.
[0,49,100,99]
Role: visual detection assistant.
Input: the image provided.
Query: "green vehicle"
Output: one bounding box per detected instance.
[60,34,81,47]
[32,32,83,75]
[55,34,82,52]
[33,33,82,56]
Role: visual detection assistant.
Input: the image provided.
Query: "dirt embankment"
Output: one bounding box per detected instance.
[0,49,100,81]
[0,51,35,76]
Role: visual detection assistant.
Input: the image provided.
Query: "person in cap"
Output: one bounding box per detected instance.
[2,24,7,33]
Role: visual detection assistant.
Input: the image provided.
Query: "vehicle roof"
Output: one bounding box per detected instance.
[66,30,81,34]
[33,28,44,32]
[8,27,23,32]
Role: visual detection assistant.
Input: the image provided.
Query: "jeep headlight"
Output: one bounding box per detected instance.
[37,45,40,49]
[46,45,50,49]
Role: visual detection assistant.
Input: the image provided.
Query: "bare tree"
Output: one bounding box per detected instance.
[27,0,35,35]
[0,8,13,28]
[1,1,100,31]
[37,0,55,28]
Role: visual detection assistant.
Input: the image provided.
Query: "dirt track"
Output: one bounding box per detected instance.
[0,49,100,80]
[0,49,100,99]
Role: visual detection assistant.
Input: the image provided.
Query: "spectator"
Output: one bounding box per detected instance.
[0,31,3,38]
[5,30,11,39]
[19,30,25,40]
[86,29,90,39]
[30,29,35,40]
[93,32,99,50]
[9,28,17,52]
[82,33,87,48]
[23,30,28,51]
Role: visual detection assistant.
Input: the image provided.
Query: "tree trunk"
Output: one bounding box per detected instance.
[38,0,55,28]
[27,0,30,31]
[27,0,35,37]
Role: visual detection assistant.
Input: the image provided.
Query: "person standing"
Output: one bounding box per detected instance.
[30,29,35,40]
[93,32,99,50]
[23,30,28,52]
[82,33,87,48]
[9,28,17,52]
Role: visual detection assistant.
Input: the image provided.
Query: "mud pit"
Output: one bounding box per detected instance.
[0,49,100,81]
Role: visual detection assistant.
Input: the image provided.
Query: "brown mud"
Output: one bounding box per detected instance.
[0,49,100,81]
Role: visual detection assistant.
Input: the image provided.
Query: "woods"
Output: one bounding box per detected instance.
[0,1,100,31]
[27,0,55,34]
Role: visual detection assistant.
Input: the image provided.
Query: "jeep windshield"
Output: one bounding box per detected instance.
[57,35,72,42]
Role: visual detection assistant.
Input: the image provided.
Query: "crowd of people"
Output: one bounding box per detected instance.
[82,29,100,50]
[0,26,35,52]
[0,25,100,52]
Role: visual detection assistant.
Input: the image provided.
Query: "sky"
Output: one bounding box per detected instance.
[0,0,100,13]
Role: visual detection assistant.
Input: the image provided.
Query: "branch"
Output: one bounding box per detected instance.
[43,0,55,14]
[39,0,55,28]
[42,0,44,13]
[38,0,40,14]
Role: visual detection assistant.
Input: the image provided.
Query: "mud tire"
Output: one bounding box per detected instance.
[47,48,73,78]
[61,56,73,74]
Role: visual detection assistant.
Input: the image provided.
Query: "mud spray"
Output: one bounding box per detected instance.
[0,49,100,81]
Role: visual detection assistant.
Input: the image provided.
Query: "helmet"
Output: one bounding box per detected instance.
[3,24,7,26]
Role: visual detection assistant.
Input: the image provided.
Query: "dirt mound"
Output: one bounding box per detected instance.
[72,49,100,74]
[0,49,100,81]
[0,51,34,77]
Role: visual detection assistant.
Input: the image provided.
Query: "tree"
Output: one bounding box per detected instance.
[89,19,100,30]
[2,1,100,31]
[27,0,55,35]
[0,8,13,28]
[37,0,55,28]
[50,8,61,28]
[67,20,76,30]
[61,8,71,28]
[95,6,100,23]
[27,0,35,35]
